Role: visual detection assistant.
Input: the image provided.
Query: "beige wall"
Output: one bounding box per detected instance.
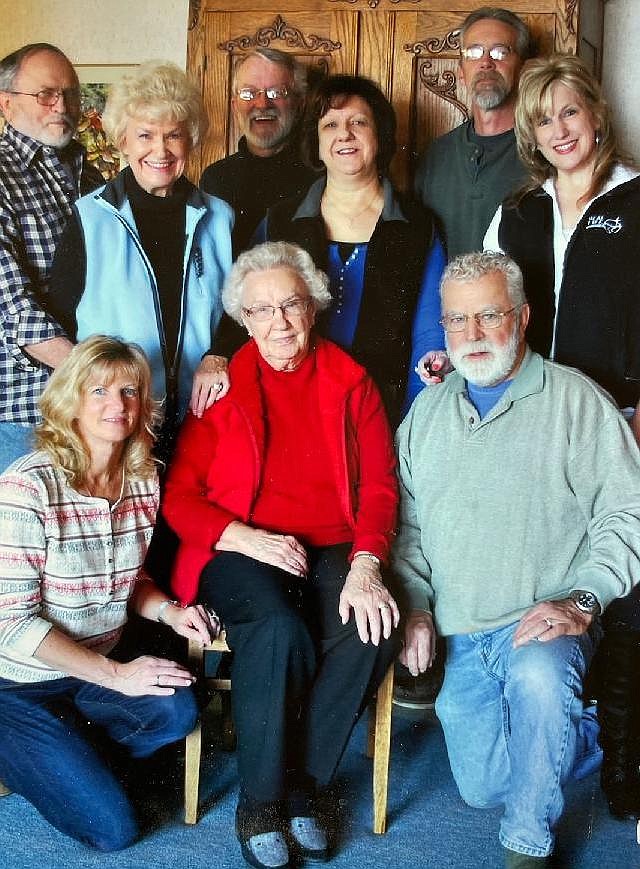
[0,0,189,67]
[603,0,640,161]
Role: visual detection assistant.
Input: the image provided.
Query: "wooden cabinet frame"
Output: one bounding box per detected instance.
[187,1,593,188]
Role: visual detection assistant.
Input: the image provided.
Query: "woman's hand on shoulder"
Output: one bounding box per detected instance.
[339,556,399,646]
[415,350,451,386]
[106,655,195,696]
[190,354,230,418]
[216,521,308,577]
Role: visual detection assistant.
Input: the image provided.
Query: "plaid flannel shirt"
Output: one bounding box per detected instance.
[0,123,103,423]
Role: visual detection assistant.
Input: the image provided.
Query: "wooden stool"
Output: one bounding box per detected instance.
[0,781,11,796]
[184,635,394,834]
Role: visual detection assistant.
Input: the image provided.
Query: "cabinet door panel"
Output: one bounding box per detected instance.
[188,9,357,179]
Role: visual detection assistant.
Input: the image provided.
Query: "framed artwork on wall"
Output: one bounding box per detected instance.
[75,64,138,179]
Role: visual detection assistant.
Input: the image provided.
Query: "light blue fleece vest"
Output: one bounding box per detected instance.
[74,186,233,419]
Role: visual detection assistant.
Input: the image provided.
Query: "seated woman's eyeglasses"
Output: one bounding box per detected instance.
[236,87,290,102]
[9,87,82,106]
[460,44,513,62]
[440,307,519,332]
[243,299,311,322]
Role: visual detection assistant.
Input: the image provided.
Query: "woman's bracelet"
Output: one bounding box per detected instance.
[157,599,180,624]
[353,551,381,566]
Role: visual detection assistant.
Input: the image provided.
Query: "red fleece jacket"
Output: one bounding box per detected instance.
[163,337,398,604]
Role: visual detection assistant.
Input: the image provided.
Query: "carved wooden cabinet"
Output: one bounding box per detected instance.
[187,0,602,189]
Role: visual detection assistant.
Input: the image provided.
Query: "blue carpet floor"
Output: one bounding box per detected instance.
[0,705,637,869]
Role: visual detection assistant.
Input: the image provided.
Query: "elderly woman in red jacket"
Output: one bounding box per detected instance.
[163,240,399,869]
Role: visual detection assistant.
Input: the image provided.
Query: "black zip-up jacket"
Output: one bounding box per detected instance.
[497,174,640,407]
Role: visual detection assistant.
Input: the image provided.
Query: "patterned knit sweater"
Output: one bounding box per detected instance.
[0,451,159,682]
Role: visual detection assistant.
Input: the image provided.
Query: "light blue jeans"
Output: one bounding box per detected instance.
[0,422,34,473]
[435,620,600,857]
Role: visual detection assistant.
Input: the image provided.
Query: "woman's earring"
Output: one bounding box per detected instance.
[595,131,601,147]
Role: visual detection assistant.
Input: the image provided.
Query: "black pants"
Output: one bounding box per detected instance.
[200,543,397,805]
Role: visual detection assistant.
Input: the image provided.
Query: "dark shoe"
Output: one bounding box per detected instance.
[597,623,640,819]
[240,832,291,869]
[503,848,551,868]
[288,816,330,863]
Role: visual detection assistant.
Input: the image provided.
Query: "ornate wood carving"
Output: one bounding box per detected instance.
[418,60,469,121]
[405,30,460,56]
[188,0,202,31]
[328,0,423,5]
[218,15,341,53]
[565,0,578,35]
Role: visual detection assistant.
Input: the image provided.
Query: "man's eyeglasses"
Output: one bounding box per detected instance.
[8,87,82,107]
[236,87,290,102]
[242,298,311,322]
[440,307,519,332]
[460,44,514,62]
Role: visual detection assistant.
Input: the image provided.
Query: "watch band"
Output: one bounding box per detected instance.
[157,599,179,624]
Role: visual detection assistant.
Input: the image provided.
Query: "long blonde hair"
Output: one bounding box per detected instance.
[36,336,160,487]
[514,54,623,204]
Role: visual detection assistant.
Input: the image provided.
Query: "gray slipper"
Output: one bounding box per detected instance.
[288,816,330,862]
[240,831,291,869]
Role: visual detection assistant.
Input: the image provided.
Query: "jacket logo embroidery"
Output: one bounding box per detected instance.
[586,215,622,234]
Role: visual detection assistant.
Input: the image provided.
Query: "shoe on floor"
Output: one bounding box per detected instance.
[240,831,291,869]
[288,815,330,862]
[504,847,552,868]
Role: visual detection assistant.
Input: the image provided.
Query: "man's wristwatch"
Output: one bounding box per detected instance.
[569,590,601,616]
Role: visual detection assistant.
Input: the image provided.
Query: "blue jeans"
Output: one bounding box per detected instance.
[0,676,198,850]
[0,422,35,473]
[435,621,600,857]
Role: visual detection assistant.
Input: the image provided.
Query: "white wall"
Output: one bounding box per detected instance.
[602,0,640,161]
[0,0,189,67]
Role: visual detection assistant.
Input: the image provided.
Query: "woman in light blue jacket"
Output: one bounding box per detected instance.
[48,61,233,457]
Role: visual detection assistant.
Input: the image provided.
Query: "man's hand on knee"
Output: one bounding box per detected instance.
[400,610,436,675]
[513,599,593,648]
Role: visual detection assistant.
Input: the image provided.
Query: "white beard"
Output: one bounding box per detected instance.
[446,325,520,387]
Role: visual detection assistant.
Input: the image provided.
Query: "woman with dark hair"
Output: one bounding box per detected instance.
[483,53,640,823]
[0,336,216,850]
[256,74,444,424]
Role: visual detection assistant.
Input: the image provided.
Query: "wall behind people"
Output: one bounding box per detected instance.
[0,0,636,162]
[0,0,188,66]
[603,0,640,162]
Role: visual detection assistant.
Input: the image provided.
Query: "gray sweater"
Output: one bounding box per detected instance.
[392,349,640,635]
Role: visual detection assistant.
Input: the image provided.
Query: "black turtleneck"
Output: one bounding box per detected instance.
[124,167,188,368]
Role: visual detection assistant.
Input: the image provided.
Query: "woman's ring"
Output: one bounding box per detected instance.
[215,382,223,393]
[379,603,390,610]
[156,674,160,686]
[544,617,553,629]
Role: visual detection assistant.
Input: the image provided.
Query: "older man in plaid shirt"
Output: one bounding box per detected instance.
[0,43,102,470]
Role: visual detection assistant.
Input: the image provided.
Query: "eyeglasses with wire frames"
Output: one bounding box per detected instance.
[7,87,82,107]
[440,306,520,333]
[242,298,312,322]
[235,86,290,102]
[460,44,514,62]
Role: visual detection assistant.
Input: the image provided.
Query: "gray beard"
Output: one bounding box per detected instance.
[473,82,509,111]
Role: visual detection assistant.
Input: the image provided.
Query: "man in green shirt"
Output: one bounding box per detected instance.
[414,8,531,260]
[393,251,640,869]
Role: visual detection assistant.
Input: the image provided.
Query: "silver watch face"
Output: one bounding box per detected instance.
[572,591,599,613]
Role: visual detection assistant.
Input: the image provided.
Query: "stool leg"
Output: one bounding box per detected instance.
[372,664,394,834]
[185,638,204,824]
[184,718,202,824]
